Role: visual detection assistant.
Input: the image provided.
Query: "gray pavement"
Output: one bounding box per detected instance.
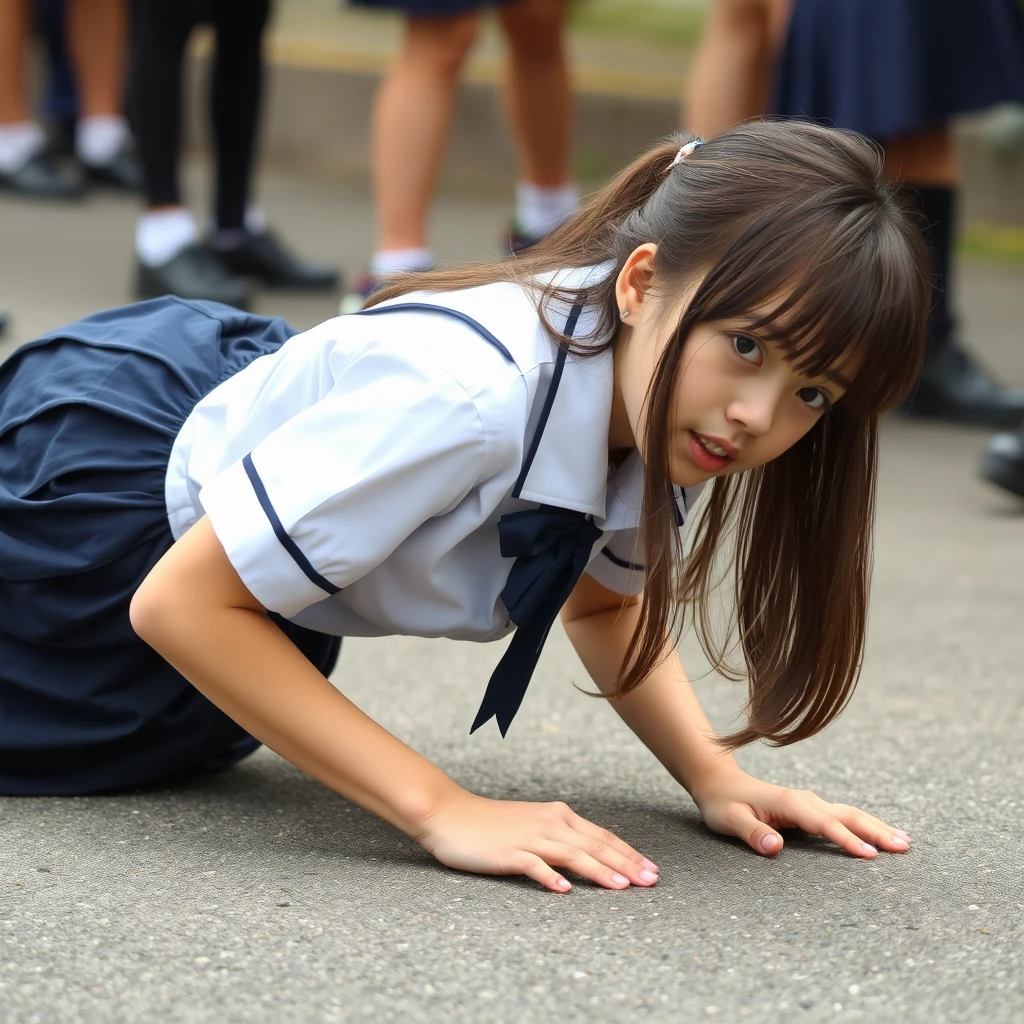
[1,169,1023,1024]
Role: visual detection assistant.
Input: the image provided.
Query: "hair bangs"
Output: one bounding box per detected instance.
[680,187,930,420]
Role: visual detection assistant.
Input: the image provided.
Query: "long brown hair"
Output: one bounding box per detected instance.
[369,121,931,748]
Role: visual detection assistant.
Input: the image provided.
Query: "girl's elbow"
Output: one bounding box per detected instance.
[129,575,170,645]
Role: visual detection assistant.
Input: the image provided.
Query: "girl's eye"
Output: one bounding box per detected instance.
[732,334,762,364]
[798,386,830,411]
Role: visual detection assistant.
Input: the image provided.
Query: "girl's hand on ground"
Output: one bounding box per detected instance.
[691,769,912,859]
[415,790,661,892]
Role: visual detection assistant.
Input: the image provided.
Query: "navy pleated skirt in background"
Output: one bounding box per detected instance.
[0,298,340,796]
[773,0,1024,141]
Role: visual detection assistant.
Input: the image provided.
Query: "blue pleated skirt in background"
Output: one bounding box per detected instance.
[773,0,1024,141]
[0,298,340,796]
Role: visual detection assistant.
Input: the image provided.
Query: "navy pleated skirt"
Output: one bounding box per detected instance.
[0,298,341,796]
[773,0,1024,141]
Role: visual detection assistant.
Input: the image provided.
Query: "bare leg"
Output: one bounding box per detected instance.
[0,0,30,124]
[882,125,959,187]
[497,0,570,188]
[685,0,790,137]
[371,13,480,252]
[66,0,127,118]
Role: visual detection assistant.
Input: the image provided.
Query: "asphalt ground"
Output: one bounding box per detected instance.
[1,168,1023,1023]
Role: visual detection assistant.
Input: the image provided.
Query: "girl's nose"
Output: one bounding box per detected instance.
[726,393,777,437]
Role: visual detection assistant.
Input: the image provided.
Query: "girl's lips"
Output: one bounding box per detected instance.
[687,430,734,472]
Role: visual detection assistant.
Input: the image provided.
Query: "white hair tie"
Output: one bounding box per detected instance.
[669,138,705,169]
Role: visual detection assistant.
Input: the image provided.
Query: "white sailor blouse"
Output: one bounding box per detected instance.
[164,266,705,732]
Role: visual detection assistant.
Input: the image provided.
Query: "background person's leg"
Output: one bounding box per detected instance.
[340,10,480,311]
[497,0,577,249]
[373,13,480,260]
[208,0,338,291]
[886,126,1024,427]
[66,0,140,188]
[35,0,79,154]
[0,0,81,196]
[685,0,790,139]
[130,0,248,306]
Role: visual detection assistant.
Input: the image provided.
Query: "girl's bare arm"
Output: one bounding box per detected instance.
[130,517,660,891]
[130,516,458,833]
[561,572,739,794]
[561,573,913,859]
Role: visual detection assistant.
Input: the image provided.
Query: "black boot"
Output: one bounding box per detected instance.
[980,427,1024,498]
[899,185,1024,429]
[213,228,339,291]
[136,245,250,309]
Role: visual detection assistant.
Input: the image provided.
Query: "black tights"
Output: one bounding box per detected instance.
[130,0,271,230]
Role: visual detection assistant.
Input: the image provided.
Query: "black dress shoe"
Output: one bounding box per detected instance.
[136,245,250,309]
[980,427,1024,498]
[900,340,1024,429]
[214,228,340,291]
[0,152,84,198]
[84,144,143,192]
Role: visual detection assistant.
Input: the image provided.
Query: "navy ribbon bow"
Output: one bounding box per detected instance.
[471,504,602,736]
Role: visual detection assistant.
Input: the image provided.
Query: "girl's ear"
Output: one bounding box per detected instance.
[615,243,659,325]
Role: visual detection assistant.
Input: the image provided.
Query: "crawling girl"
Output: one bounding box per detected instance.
[0,122,928,892]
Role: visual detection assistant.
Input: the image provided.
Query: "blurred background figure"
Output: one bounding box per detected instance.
[0,0,138,197]
[686,0,789,140]
[341,0,577,310]
[686,0,1024,430]
[980,424,1024,499]
[773,0,1024,429]
[130,0,339,309]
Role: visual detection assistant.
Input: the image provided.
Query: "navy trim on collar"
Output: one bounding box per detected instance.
[511,302,583,499]
[354,303,516,364]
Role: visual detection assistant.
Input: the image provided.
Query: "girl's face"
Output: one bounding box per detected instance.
[611,246,850,487]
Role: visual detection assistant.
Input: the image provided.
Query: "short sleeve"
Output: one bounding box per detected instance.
[199,345,488,617]
[584,528,646,596]
[584,479,707,597]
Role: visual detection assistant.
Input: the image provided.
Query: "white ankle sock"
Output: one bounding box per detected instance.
[515,182,580,239]
[136,208,199,268]
[0,121,44,173]
[76,115,129,167]
[370,247,434,276]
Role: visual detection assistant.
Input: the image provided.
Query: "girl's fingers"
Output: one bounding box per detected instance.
[514,852,573,893]
[832,806,911,853]
[563,809,660,875]
[798,810,879,858]
[721,804,785,856]
[535,841,646,890]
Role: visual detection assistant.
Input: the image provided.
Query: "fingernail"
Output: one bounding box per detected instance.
[641,858,659,873]
[894,829,912,841]
[639,869,658,884]
[611,873,629,887]
[890,836,909,849]
[555,877,571,892]
[861,843,877,855]
[760,834,779,853]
